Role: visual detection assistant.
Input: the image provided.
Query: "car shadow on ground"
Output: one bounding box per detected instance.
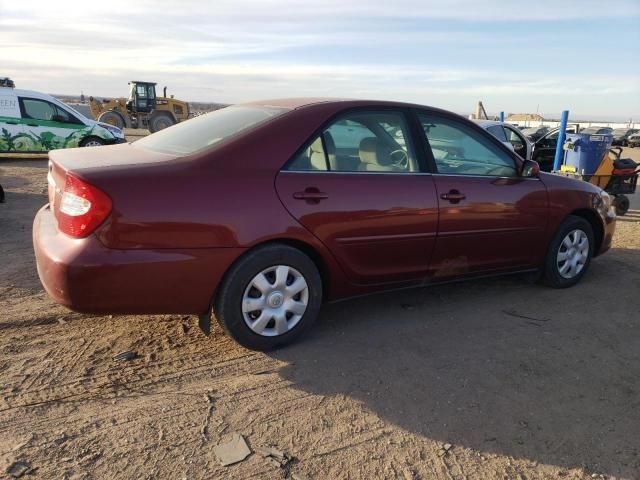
[273,249,640,478]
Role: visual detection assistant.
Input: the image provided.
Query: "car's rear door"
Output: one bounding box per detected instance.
[275,109,439,285]
[416,110,548,276]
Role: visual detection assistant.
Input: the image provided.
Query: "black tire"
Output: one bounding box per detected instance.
[0,184,5,203]
[98,110,125,129]
[80,136,105,147]
[542,215,594,288]
[149,113,175,133]
[613,195,630,216]
[213,244,323,351]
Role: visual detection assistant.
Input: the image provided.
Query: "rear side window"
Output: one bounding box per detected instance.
[135,105,287,155]
[286,111,418,173]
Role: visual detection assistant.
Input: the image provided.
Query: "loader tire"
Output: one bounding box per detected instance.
[98,110,125,129]
[149,113,175,133]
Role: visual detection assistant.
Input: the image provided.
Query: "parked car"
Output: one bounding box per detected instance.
[580,127,613,135]
[33,99,616,350]
[628,132,640,148]
[530,125,582,172]
[612,128,639,146]
[0,81,125,153]
[521,126,549,142]
[474,120,531,160]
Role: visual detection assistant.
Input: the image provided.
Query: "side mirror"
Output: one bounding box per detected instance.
[521,159,540,178]
[51,114,66,123]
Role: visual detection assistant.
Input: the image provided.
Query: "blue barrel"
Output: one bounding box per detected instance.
[563,133,613,176]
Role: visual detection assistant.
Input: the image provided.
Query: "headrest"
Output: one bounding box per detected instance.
[359,137,392,166]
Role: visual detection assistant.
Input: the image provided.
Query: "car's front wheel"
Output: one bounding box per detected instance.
[80,136,105,147]
[213,244,323,350]
[543,215,594,288]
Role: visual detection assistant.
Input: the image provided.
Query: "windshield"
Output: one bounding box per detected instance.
[135,105,288,155]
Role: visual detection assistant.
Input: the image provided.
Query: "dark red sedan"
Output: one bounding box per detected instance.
[33,99,616,350]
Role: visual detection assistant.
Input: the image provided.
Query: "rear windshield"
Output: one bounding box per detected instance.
[134,105,288,155]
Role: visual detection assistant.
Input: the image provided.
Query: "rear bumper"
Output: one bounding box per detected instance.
[33,205,244,314]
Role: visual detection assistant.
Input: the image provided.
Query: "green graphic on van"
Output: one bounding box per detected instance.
[0,125,111,152]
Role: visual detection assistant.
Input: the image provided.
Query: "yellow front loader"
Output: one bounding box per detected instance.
[89,81,189,133]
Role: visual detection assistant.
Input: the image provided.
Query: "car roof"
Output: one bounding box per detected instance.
[0,86,57,102]
[244,97,458,114]
[473,119,515,128]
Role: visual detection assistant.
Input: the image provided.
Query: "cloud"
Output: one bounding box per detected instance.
[1,0,639,117]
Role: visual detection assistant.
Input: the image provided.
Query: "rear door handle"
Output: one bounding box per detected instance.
[440,190,466,203]
[4,120,18,125]
[293,188,328,203]
[26,123,38,127]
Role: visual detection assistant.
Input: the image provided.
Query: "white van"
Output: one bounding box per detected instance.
[0,79,125,152]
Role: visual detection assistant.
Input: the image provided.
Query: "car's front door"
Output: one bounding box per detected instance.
[276,109,439,285]
[503,125,530,160]
[18,97,86,151]
[416,111,548,277]
[532,128,560,171]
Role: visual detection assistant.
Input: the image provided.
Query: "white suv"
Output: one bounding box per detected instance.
[0,79,125,153]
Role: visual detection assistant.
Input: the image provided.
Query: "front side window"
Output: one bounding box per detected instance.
[21,98,56,121]
[419,114,517,177]
[286,111,418,173]
[504,127,528,157]
[137,85,148,98]
[20,97,82,124]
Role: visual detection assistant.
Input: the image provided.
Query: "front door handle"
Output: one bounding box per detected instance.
[26,123,38,127]
[440,190,466,203]
[293,188,328,204]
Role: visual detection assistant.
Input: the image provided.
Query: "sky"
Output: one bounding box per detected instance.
[1,0,639,120]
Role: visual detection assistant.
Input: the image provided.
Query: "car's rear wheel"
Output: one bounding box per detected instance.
[542,215,594,288]
[214,244,322,350]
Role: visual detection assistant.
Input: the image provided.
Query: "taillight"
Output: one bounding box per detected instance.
[57,174,112,238]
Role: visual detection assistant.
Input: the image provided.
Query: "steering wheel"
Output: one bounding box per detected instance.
[389,149,409,168]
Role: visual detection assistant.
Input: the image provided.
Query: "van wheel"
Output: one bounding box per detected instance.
[542,215,594,288]
[213,245,322,351]
[80,137,105,147]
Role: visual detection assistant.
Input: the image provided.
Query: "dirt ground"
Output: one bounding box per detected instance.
[0,149,639,480]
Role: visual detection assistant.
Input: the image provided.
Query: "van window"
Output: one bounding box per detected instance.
[19,97,82,124]
[22,98,56,121]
